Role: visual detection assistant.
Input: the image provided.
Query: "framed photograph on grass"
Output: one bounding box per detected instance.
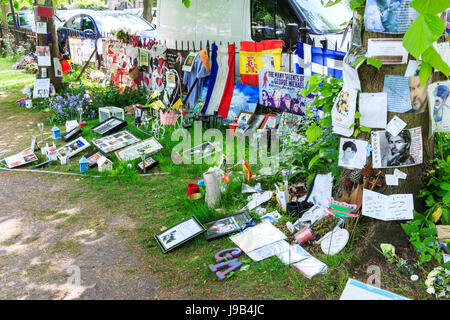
[3,148,38,168]
[183,142,216,161]
[85,149,110,168]
[137,156,159,172]
[248,114,266,131]
[62,127,82,142]
[204,211,252,241]
[92,117,127,136]
[260,114,278,130]
[237,111,254,125]
[115,137,163,162]
[154,216,205,253]
[92,130,141,153]
[192,99,206,114]
[56,137,91,160]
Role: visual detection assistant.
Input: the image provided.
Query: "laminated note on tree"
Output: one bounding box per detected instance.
[364,0,418,34]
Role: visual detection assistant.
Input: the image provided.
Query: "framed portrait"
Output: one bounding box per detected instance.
[62,127,82,142]
[115,137,163,162]
[204,211,252,241]
[183,142,216,161]
[92,130,141,153]
[56,137,91,160]
[236,123,251,136]
[248,114,266,131]
[260,114,278,130]
[85,149,110,168]
[237,111,254,125]
[278,112,303,133]
[137,156,159,172]
[154,216,206,253]
[92,117,127,136]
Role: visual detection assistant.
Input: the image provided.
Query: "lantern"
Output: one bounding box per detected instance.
[51,125,61,140]
[79,156,89,173]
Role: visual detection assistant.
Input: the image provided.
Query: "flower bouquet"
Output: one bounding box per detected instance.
[425,266,450,299]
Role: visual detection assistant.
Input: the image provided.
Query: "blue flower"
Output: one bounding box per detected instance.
[436,278,441,283]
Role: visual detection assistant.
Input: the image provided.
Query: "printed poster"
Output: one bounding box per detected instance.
[364,0,419,34]
[68,37,82,65]
[33,78,50,98]
[371,127,423,168]
[331,87,358,137]
[227,83,259,122]
[258,69,312,115]
[428,80,450,133]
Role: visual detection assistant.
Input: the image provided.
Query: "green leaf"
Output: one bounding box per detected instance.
[419,62,433,87]
[308,154,321,170]
[426,195,436,207]
[353,56,366,68]
[444,261,450,271]
[349,0,366,10]
[306,124,322,143]
[441,182,450,191]
[360,126,371,133]
[422,46,450,77]
[182,0,191,8]
[354,112,361,119]
[410,0,450,15]
[367,57,383,70]
[443,191,450,204]
[421,254,432,263]
[403,14,446,59]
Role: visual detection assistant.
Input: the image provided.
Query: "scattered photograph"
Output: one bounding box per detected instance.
[137,156,159,172]
[115,137,163,162]
[3,148,38,168]
[92,117,127,136]
[237,111,254,125]
[85,149,110,168]
[92,130,141,153]
[183,142,216,160]
[204,211,252,241]
[56,137,91,160]
[248,114,266,131]
[154,216,205,253]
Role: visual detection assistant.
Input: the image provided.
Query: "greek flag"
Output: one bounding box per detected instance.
[294,42,346,79]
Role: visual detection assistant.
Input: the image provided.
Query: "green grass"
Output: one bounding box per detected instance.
[0,57,430,300]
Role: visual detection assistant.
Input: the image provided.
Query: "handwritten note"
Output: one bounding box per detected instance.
[359,93,387,129]
[362,189,414,221]
[383,75,412,113]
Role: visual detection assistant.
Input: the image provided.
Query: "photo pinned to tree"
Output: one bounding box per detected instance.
[338,138,368,170]
[154,216,206,253]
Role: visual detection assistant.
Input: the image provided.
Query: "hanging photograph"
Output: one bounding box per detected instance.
[364,0,419,34]
[3,148,38,169]
[36,22,47,34]
[139,48,149,67]
[182,52,198,72]
[204,211,252,241]
[92,130,141,153]
[408,76,430,114]
[338,138,368,170]
[427,80,450,134]
[115,137,163,162]
[85,149,110,168]
[53,58,63,77]
[154,216,205,253]
[68,37,82,65]
[331,88,357,137]
[56,137,91,160]
[35,46,51,66]
[258,69,310,115]
[371,127,423,168]
[91,117,127,136]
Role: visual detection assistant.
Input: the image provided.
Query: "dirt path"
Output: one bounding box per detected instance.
[0,170,174,299]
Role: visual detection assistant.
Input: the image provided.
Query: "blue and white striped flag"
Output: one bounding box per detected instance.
[294,42,346,79]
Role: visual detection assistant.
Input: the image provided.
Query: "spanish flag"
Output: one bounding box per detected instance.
[239,40,284,86]
[243,161,252,183]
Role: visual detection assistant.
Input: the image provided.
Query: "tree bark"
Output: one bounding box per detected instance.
[34,0,63,91]
[1,2,9,29]
[143,0,153,23]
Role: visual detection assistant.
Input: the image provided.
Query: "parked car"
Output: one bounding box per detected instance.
[125,7,157,22]
[7,10,63,32]
[57,11,157,55]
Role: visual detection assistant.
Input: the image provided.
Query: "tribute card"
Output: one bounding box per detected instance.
[362,189,414,221]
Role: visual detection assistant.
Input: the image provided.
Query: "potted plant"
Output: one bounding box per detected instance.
[295,214,341,245]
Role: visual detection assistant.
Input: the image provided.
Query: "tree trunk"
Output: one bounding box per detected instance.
[1,3,9,29]
[143,0,153,23]
[34,0,63,91]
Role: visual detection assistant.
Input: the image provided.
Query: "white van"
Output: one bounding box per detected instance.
[156,0,352,51]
